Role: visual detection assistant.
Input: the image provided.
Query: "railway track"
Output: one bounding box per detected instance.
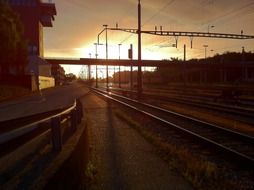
[104,86,254,125]
[92,87,254,168]
[144,92,254,123]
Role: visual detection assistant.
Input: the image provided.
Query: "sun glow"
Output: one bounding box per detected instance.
[44,40,211,78]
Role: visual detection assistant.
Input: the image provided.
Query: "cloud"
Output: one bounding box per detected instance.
[44,0,254,60]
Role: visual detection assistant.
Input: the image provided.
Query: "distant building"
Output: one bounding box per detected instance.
[5,0,57,90]
[51,64,65,85]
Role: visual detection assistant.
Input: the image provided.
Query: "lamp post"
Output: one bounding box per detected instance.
[103,24,109,91]
[118,43,122,88]
[97,24,109,90]
[103,24,108,59]
[94,43,98,59]
[94,43,99,88]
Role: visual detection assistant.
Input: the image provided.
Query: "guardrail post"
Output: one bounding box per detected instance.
[51,116,62,151]
[71,109,78,132]
[77,99,83,123]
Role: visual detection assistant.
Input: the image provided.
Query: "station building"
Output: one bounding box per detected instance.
[5,0,57,90]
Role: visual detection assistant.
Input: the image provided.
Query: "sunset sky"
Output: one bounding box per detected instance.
[43,0,254,75]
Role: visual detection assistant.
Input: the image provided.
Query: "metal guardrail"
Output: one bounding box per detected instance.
[0,99,83,153]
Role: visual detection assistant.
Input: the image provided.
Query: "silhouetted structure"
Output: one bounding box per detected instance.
[5,0,56,57]
[4,0,57,90]
[51,64,65,85]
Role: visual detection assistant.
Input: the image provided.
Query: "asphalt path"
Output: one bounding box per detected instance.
[85,93,194,189]
[0,82,89,122]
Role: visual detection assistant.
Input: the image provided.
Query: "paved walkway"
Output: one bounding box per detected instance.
[0,82,88,121]
[84,92,194,190]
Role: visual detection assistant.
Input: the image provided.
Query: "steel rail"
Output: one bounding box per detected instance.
[143,92,254,119]
[92,87,254,167]
[103,86,254,123]
[96,87,254,140]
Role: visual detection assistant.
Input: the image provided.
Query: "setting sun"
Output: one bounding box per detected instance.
[1,1,254,189]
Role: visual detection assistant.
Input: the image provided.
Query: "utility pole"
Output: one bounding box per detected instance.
[137,0,142,98]
[129,44,133,91]
[184,44,186,62]
[242,46,245,62]
[118,43,122,88]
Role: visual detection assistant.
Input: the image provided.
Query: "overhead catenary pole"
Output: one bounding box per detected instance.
[118,43,122,88]
[137,0,142,98]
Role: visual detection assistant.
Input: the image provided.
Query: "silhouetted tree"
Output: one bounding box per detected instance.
[0,1,27,76]
[151,51,254,84]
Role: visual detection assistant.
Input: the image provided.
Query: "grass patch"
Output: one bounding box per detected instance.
[113,108,239,190]
[0,85,31,102]
[85,161,97,184]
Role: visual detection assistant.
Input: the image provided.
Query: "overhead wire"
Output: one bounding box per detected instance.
[203,1,254,26]
[142,0,175,27]
[194,1,254,53]
[118,1,253,57]
[119,0,176,44]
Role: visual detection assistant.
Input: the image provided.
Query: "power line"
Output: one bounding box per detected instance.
[119,0,176,44]
[204,1,254,26]
[117,3,136,24]
[142,0,175,27]
[120,33,135,44]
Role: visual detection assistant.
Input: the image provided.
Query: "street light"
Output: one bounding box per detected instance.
[94,43,99,59]
[94,43,99,88]
[103,24,108,59]
[103,25,109,91]
[97,24,109,91]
